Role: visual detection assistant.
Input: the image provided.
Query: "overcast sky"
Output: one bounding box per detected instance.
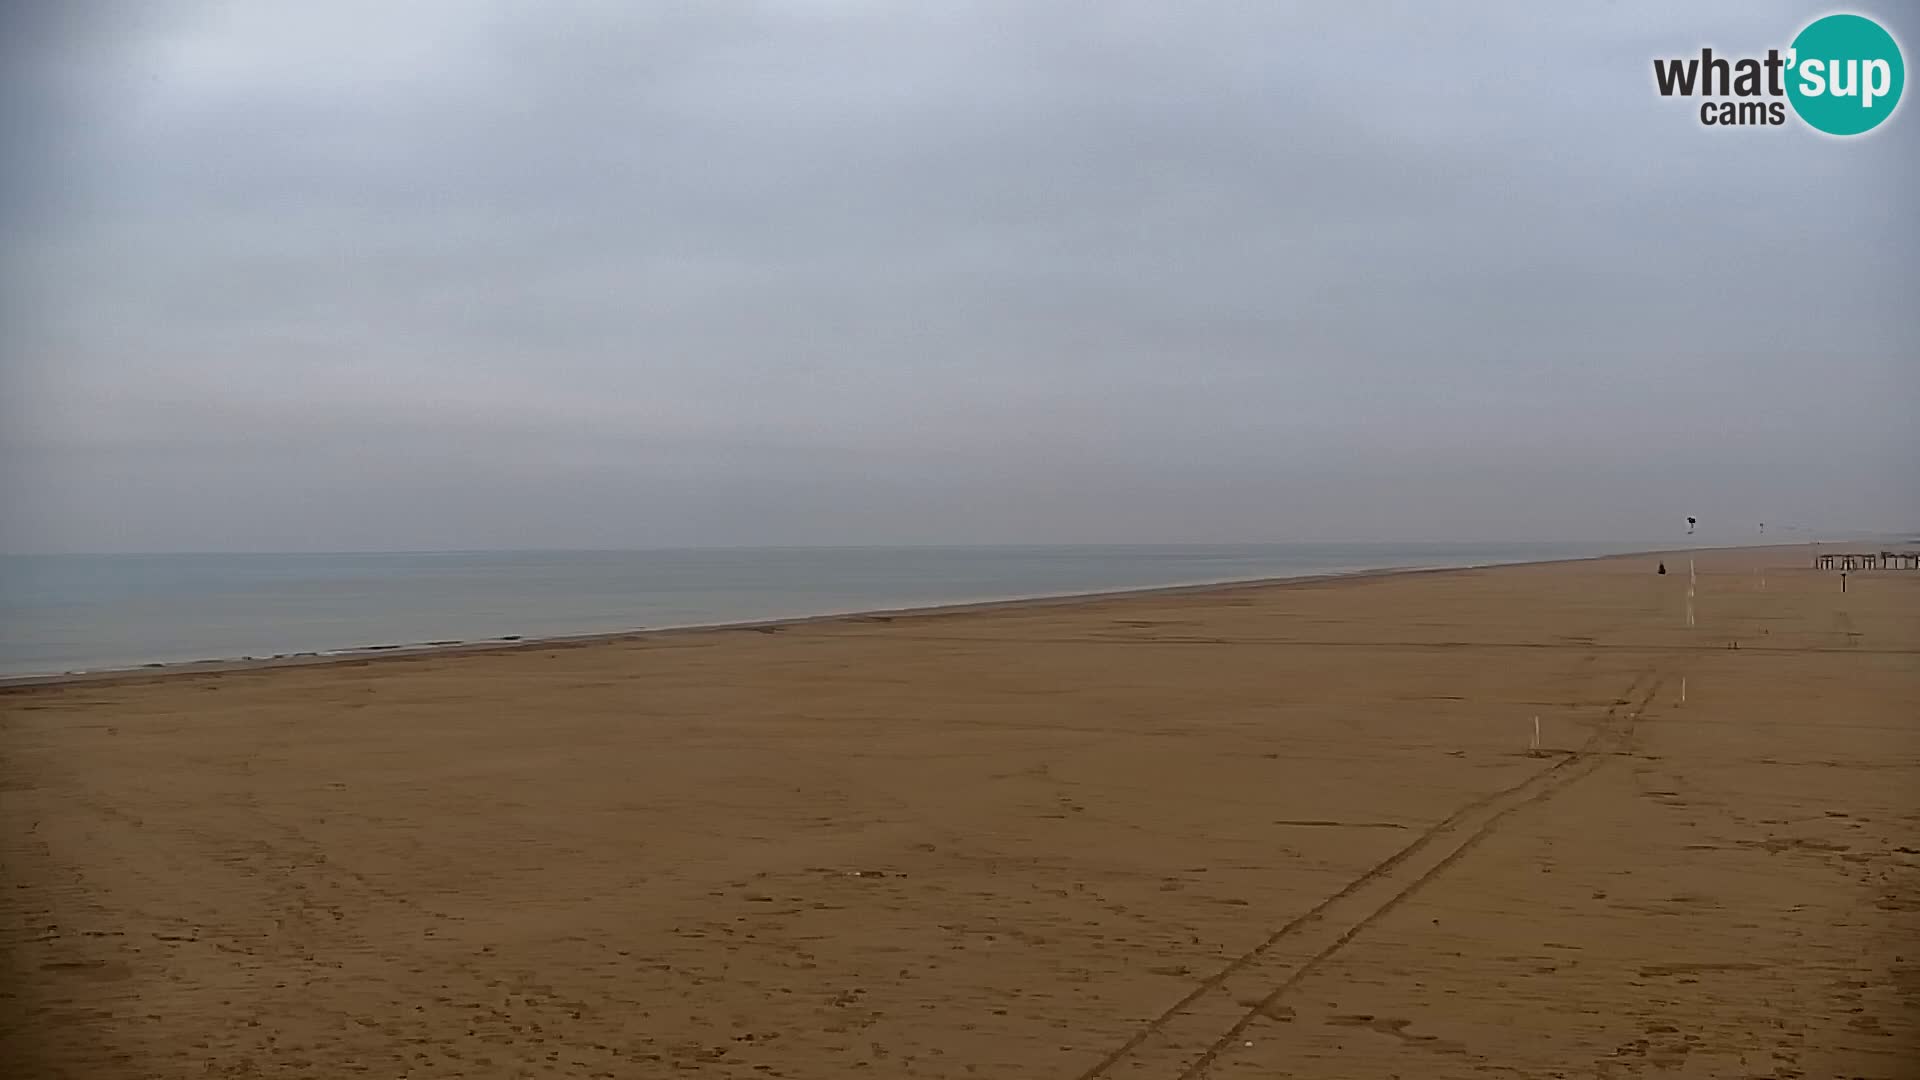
[2,1,1914,552]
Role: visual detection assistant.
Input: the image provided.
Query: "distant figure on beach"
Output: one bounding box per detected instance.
[1658,562,1667,575]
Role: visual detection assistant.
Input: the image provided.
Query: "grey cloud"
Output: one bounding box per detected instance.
[3,1,1915,552]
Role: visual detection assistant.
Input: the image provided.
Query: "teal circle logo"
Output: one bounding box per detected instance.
[1787,13,1904,135]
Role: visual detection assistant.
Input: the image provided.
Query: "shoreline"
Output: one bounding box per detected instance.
[4,540,1911,1077]
[0,543,1768,691]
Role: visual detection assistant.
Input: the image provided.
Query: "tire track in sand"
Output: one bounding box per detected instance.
[1075,668,1668,1080]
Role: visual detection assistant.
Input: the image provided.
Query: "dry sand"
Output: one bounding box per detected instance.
[2,547,1916,1078]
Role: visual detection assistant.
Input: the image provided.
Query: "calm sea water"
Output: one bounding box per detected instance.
[0,543,1660,677]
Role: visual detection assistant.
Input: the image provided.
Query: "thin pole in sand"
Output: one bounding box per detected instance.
[1687,558,1698,626]
[1531,716,1541,755]
[1681,676,1687,704]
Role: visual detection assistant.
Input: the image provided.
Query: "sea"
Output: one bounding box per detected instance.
[0,542,1670,677]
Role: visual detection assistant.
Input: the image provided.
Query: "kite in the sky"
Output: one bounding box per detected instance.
[1687,516,1697,535]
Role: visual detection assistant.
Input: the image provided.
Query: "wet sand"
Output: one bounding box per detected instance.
[3,547,1915,1078]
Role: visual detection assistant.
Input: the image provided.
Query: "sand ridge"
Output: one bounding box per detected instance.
[2,547,1915,1077]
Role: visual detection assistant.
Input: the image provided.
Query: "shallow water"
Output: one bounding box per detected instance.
[0,542,1668,676]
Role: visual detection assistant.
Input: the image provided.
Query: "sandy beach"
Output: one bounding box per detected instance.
[2,546,1915,1078]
